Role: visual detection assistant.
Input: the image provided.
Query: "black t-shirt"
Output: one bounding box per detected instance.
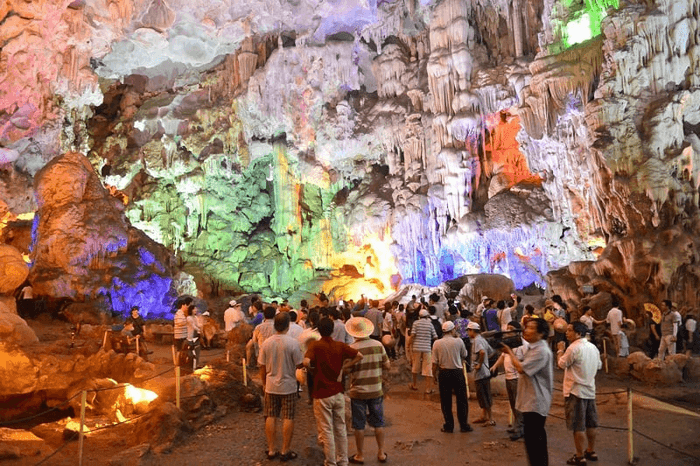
[126,315,145,336]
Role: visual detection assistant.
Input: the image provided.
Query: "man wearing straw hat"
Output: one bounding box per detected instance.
[346,317,391,464]
[304,318,363,466]
[432,320,472,434]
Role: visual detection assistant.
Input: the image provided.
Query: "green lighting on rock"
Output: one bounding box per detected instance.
[551,0,618,52]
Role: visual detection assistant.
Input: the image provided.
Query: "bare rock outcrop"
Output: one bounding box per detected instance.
[0,244,37,344]
[29,152,176,318]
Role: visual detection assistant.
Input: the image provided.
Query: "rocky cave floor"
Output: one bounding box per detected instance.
[2,318,700,466]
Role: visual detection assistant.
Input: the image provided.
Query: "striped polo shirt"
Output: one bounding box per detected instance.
[348,338,389,400]
[411,317,437,353]
[173,309,187,339]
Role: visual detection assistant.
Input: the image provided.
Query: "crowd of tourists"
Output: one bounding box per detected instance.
[171,291,698,466]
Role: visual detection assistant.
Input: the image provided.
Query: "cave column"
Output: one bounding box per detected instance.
[512,0,523,58]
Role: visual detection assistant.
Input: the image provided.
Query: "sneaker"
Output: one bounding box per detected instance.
[566,455,586,465]
[584,451,598,462]
[459,425,473,432]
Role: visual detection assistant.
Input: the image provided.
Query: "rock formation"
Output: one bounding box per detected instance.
[31,151,176,317]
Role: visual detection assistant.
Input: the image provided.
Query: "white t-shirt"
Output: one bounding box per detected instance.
[499,308,512,331]
[579,314,594,331]
[606,307,623,335]
[686,318,697,335]
[20,286,33,300]
[224,306,245,331]
[287,322,304,340]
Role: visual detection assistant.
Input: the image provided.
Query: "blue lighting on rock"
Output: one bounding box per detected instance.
[100,272,176,319]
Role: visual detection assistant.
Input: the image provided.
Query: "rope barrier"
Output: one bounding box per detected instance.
[548,389,700,462]
[0,392,82,427]
[633,428,700,461]
[34,431,78,466]
[551,385,626,395]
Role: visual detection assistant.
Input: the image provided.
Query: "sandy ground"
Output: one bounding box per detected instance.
[157,361,700,466]
[4,327,700,466]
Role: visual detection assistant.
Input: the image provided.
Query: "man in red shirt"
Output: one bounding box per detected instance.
[305,317,363,466]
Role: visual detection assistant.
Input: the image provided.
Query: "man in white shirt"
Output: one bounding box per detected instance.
[286,311,304,340]
[224,300,246,332]
[557,322,602,465]
[658,300,682,360]
[605,305,624,356]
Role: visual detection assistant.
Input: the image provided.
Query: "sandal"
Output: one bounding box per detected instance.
[482,420,496,427]
[378,453,388,463]
[349,455,365,464]
[472,418,487,424]
[566,454,587,465]
[408,384,418,391]
[425,389,435,394]
[266,451,279,460]
[584,451,598,461]
[280,451,298,462]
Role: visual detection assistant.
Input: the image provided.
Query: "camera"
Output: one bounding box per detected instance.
[483,329,524,351]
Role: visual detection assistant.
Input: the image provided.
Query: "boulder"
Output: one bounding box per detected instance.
[0,310,38,345]
[132,402,192,454]
[0,342,39,398]
[627,351,651,374]
[641,358,683,385]
[452,274,515,311]
[685,357,700,382]
[0,244,28,294]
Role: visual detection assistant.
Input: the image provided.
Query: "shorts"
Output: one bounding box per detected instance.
[475,378,492,409]
[264,392,297,420]
[351,397,385,429]
[565,395,598,432]
[411,351,433,377]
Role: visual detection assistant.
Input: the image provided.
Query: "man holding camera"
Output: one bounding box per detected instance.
[557,322,602,465]
[501,319,553,466]
[467,321,494,426]
[432,321,472,433]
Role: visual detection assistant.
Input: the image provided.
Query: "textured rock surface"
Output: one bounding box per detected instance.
[0,342,156,421]
[0,244,28,293]
[0,311,39,345]
[1,0,700,311]
[30,151,176,317]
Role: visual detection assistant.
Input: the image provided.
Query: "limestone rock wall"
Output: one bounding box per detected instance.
[2,0,700,306]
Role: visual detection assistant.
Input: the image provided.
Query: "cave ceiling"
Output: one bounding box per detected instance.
[2,0,700,317]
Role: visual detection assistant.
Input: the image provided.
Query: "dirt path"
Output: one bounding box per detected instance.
[160,360,700,466]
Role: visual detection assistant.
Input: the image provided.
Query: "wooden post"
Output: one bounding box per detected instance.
[102,331,108,348]
[628,387,634,464]
[463,362,470,399]
[175,366,181,409]
[226,350,230,363]
[603,339,609,373]
[171,345,177,366]
[243,358,247,387]
[78,390,87,466]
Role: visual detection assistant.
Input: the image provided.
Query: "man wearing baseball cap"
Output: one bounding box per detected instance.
[224,300,245,332]
[467,321,495,426]
[346,317,390,464]
[432,320,472,433]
